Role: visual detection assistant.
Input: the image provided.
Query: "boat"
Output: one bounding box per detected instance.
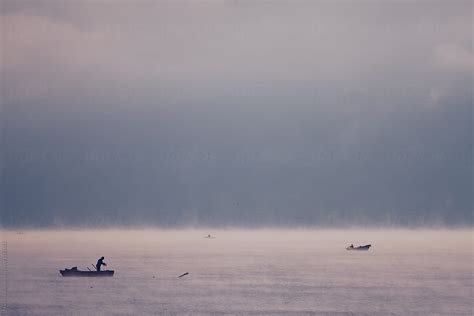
[60,267,114,277]
[346,244,371,251]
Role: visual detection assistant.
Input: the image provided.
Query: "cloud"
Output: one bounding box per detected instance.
[1,1,472,227]
[433,43,474,72]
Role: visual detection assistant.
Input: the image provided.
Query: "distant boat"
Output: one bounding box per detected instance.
[346,244,371,251]
[60,267,114,277]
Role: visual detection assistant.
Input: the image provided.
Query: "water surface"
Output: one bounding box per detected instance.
[2,229,472,315]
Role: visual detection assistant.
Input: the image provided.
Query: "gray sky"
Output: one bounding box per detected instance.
[1,0,472,227]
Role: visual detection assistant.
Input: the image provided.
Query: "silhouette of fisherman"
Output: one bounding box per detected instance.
[96,256,107,271]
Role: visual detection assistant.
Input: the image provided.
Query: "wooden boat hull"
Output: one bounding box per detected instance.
[60,267,114,277]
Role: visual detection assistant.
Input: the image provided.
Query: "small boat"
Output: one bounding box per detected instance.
[60,267,114,277]
[346,244,371,251]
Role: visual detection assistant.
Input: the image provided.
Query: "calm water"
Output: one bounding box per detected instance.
[1,229,472,315]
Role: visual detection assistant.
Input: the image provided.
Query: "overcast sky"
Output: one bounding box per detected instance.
[1,0,472,227]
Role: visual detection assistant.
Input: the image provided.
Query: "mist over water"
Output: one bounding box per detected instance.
[1,1,472,314]
[2,229,472,315]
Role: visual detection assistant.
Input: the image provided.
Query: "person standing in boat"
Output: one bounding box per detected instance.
[96,256,107,271]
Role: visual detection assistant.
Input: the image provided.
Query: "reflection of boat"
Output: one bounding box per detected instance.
[346,244,371,251]
[60,267,114,277]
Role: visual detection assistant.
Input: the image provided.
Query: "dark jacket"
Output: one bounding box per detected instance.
[96,258,106,271]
